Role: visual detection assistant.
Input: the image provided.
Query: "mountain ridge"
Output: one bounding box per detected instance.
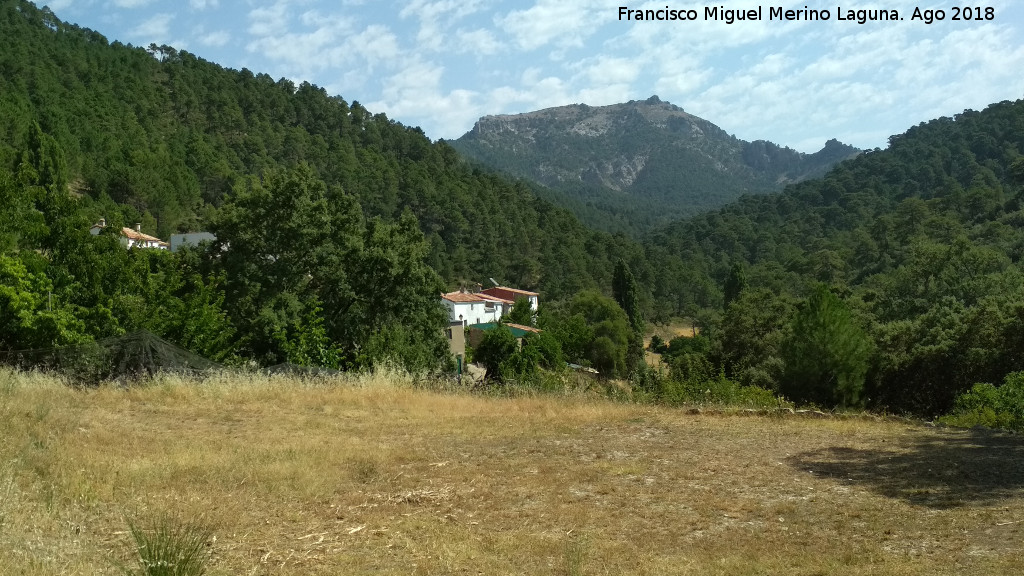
[451,96,860,233]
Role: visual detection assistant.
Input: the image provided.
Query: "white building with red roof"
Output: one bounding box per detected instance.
[441,285,540,326]
[480,286,539,313]
[90,219,169,250]
[442,290,513,326]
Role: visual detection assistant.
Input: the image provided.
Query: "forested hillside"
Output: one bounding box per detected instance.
[0,0,646,371]
[452,96,859,234]
[639,99,1024,416]
[0,0,637,300]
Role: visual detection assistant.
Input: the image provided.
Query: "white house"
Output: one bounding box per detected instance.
[90,219,169,250]
[441,285,540,326]
[442,290,514,326]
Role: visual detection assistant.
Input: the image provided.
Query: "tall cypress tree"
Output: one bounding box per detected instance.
[612,258,646,376]
[612,259,643,333]
[723,262,747,310]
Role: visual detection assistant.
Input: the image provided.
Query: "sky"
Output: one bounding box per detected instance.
[37,0,1024,153]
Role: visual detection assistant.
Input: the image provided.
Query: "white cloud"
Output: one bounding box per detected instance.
[342,24,401,68]
[397,0,484,53]
[453,28,502,55]
[112,0,152,8]
[199,30,230,46]
[130,13,173,41]
[368,57,487,135]
[399,0,481,21]
[54,0,1024,148]
[579,56,640,85]
[498,0,609,51]
[248,1,289,37]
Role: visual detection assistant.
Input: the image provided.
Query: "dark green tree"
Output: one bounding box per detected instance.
[612,259,643,333]
[474,325,519,382]
[719,287,792,390]
[524,330,564,371]
[569,290,632,377]
[781,285,873,408]
[612,259,646,375]
[723,262,748,309]
[506,297,535,326]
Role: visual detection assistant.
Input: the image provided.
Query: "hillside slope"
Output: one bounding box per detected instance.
[0,0,637,300]
[637,99,1024,414]
[451,96,859,233]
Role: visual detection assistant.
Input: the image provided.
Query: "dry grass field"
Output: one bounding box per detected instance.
[644,319,698,369]
[2,369,1024,575]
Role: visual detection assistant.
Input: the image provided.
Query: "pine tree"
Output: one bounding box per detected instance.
[781,284,872,408]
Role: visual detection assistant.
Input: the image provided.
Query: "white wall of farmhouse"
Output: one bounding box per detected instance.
[444,299,505,326]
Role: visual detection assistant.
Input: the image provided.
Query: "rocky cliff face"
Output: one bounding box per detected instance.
[452,96,860,233]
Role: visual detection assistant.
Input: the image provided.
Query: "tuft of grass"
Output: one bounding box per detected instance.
[562,532,587,576]
[122,515,212,576]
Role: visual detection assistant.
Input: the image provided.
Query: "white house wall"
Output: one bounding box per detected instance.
[445,301,505,326]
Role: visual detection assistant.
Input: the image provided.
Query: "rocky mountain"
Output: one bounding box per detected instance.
[451,96,860,234]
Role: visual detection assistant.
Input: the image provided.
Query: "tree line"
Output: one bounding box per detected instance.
[4,0,1024,421]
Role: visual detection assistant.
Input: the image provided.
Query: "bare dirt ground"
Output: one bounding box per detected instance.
[2,370,1023,575]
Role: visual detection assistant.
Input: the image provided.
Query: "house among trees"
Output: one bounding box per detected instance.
[442,289,512,326]
[441,285,539,327]
[170,232,216,252]
[89,218,169,250]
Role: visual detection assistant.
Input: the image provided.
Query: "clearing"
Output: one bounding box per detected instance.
[1,370,1023,575]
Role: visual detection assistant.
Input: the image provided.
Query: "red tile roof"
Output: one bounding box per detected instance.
[477,294,514,305]
[442,291,487,303]
[443,288,530,305]
[121,227,166,244]
[480,286,539,301]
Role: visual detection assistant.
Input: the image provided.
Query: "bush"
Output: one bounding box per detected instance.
[648,334,668,354]
[656,363,787,409]
[665,334,709,358]
[524,331,564,371]
[940,371,1024,431]
[122,515,212,576]
[474,325,518,381]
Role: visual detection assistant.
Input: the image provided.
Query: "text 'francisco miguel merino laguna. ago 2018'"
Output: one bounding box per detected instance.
[616,6,996,25]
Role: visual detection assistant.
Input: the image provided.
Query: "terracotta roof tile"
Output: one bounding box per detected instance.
[121,227,166,243]
[442,291,486,303]
[481,286,539,298]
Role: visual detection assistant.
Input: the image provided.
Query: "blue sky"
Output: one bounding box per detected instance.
[37,0,1024,152]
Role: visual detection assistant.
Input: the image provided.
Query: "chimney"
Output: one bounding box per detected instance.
[135,223,141,232]
[475,283,483,293]
[99,217,106,227]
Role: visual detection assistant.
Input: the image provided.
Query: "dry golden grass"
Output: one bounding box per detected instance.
[644,319,699,369]
[2,368,1024,575]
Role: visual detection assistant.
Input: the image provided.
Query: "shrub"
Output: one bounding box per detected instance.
[648,334,667,354]
[940,371,1024,431]
[122,515,212,576]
